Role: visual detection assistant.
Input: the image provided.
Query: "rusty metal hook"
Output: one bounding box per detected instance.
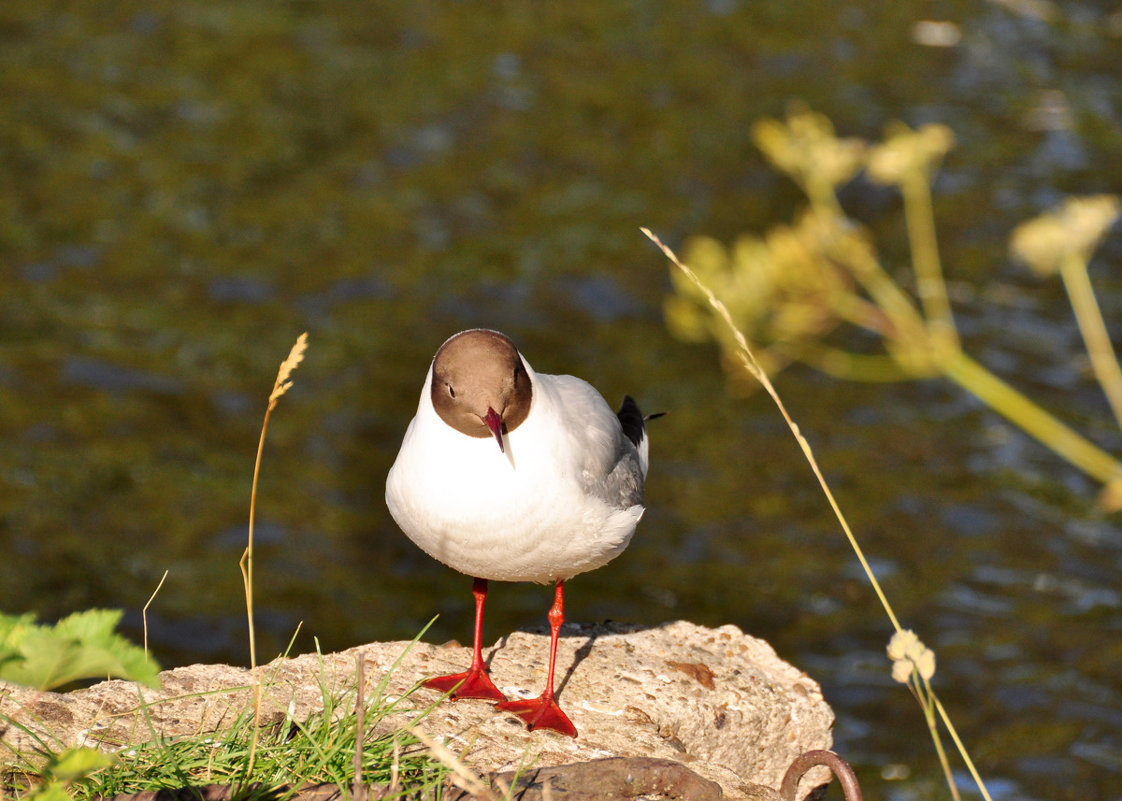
[780,750,863,801]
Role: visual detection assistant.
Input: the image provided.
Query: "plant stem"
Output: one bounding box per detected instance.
[934,695,994,801]
[353,655,368,801]
[1059,251,1122,431]
[824,221,934,361]
[142,570,169,664]
[943,350,1122,484]
[240,405,272,777]
[795,343,911,382]
[920,677,961,801]
[808,179,845,220]
[902,174,959,352]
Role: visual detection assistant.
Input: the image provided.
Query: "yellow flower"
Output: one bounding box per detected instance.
[887,629,919,661]
[892,658,916,684]
[887,629,936,682]
[1009,195,1121,277]
[914,647,936,681]
[752,105,866,194]
[867,122,955,186]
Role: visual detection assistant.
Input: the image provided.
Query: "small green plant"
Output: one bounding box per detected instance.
[2,626,449,800]
[665,104,1122,506]
[0,609,160,691]
[67,649,448,800]
[13,746,115,801]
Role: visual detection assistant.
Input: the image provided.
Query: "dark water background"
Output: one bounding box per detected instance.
[3,3,1122,799]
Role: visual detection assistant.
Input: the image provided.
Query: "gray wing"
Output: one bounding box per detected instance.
[549,375,645,511]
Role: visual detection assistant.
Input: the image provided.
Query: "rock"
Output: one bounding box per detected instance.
[97,759,738,801]
[489,756,726,801]
[0,621,834,799]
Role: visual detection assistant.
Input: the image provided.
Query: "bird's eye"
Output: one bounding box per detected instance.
[447,383,456,398]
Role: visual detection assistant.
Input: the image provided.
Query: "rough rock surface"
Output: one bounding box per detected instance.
[0,621,833,799]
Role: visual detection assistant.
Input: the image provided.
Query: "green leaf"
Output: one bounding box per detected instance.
[0,610,161,690]
[0,611,38,655]
[24,783,72,801]
[45,746,115,782]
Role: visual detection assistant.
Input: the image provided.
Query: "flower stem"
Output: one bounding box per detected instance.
[920,676,961,801]
[1059,251,1122,431]
[239,405,271,777]
[942,350,1122,483]
[902,174,959,352]
[935,695,994,801]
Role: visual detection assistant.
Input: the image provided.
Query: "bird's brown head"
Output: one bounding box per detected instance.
[430,329,532,452]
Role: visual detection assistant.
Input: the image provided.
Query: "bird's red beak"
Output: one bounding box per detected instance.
[484,407,505,453]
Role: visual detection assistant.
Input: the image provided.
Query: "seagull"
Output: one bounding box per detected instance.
[385,328,655,737]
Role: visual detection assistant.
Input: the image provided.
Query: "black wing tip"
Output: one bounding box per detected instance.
[617,395,665,447]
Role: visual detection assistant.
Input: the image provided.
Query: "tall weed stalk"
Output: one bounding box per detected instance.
[240,332,308,775]
[645,228,992,801]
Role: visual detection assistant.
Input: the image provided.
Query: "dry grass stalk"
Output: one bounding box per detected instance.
[352,655,368,801]
[142,569,169,664]
[269,333,310,409]
[241,332,310,775]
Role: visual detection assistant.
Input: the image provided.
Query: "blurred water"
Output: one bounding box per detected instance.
[2,3,1121,799]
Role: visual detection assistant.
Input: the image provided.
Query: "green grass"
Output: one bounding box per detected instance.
[3,632,452,801]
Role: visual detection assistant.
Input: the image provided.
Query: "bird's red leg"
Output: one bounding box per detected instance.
[495,579,577,737]
[424,577,507,701]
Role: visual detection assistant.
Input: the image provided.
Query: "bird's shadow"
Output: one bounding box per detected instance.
[557,633,597,695]
[493,620,660,697]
